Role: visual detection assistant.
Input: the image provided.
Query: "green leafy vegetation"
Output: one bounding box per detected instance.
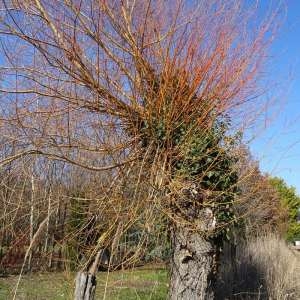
[173,118,239,241]
[269,177,300,241]
[139,81,240,241]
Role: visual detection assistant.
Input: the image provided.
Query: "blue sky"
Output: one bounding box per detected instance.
[250,1,300,193]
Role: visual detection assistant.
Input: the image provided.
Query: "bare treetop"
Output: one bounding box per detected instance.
[0,0,277,170]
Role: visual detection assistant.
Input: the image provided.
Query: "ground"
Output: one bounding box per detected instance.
[0,266,168,300]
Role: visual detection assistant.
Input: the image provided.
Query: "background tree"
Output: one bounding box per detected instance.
[269,177,300,242]
[235,146,287,236]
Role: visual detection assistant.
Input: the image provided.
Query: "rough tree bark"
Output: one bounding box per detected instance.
[169,186,217,300]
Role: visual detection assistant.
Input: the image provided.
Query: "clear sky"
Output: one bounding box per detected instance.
[250,1,300,193]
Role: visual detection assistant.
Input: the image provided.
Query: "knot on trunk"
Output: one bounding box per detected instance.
[171,183,216,234]
[179,248,194,264]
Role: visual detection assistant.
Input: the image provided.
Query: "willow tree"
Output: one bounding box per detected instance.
[0,0,277,299]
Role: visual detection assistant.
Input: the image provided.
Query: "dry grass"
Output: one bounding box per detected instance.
[217,234,300,299]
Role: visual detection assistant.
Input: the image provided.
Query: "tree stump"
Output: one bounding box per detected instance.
[74,272,96,300]
[74,249,102,300]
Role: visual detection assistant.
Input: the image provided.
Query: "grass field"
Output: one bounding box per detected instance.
[1,237,299,300]
[0,267,168,300]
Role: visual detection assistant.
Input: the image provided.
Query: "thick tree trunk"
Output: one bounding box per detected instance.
[169,184,218,300]
[169,224,216,300]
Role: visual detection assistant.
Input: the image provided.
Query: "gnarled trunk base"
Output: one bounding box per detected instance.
[169,225,216,300]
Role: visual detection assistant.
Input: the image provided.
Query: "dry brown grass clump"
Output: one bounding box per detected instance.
[217,234,300,299]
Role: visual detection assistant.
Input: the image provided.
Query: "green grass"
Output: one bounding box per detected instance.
[0,267,168,300]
